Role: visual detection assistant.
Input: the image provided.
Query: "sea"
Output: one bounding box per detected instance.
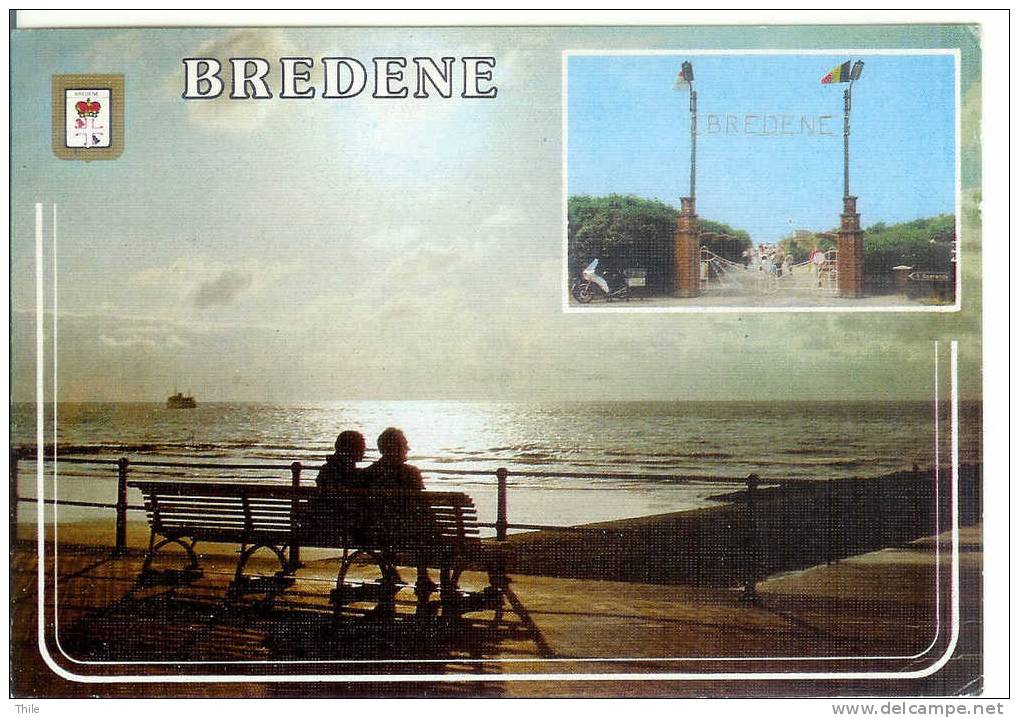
[11,400,981,532]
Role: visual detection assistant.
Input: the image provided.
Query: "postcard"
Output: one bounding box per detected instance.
[8,12,1002,702]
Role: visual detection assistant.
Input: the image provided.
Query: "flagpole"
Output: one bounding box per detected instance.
[834,60,865,298]
[843,75,852,199]
[690,87,697,201]
[673,61,701,297]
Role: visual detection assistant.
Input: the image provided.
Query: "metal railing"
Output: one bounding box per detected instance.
[12,450,755,552]
[11,442,955,616]
[15,449,926,599]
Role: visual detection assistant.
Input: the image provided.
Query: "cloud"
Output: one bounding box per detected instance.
[133,258,197,293]
[961,80,980,157]
[99,333,189,350]
[189,267,254,307]
[480,203,530,230]
[960,79,981,190]
[174,29,291,133]
[87,31,145,70]
[131,255,293,311]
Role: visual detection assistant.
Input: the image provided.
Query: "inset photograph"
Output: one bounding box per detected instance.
[565,52,960,310]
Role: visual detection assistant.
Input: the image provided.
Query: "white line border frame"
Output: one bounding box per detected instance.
[32,200,962,684]
[47,334,949,670]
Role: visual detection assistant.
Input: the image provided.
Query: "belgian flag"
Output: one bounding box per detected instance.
[820,60,852,84]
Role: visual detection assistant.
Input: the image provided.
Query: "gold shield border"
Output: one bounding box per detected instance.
[52,74,125,161]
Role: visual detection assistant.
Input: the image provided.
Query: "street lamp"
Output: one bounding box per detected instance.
[842,60,864,198]
[672,61,701,297]
[821,58,866,298]
[673,61,696,201]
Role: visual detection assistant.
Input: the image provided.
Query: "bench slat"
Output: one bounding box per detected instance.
[158,518,290,529]
[148,512,292,524]
[146,504,258,516]
[156,517,292,528]
[141,496,246,505]
[156,517,291,529]
[147,497,292,508]
[155,514,286,525]
[161,528,292,542]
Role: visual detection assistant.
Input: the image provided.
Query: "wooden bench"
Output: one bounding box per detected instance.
[128,480,506,619]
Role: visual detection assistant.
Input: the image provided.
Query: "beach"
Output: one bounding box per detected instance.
[10,460,981,696]
[504,465,980,585]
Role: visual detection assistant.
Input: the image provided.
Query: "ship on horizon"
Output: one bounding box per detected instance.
[167,391,196,409]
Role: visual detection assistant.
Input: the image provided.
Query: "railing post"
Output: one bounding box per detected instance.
[10,448,19,548]
[495,467,508,541]
[115,457,129,555]
[912,463,924,536]
[826,478,835,564]
[875,476,884,548]
[289,461,302,568]
[739,473,761,604]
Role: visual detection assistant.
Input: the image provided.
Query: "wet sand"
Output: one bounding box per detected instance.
[503,466,979,585]
[10,464,981,697]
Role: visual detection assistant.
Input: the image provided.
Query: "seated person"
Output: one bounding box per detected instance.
[316,430,367,493]
[361,428,435,597]
[361,427,424,490]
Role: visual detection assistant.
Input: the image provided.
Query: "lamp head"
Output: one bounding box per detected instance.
[850,60,864,81]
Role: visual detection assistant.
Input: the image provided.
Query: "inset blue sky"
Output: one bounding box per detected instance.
[568,53,957,245]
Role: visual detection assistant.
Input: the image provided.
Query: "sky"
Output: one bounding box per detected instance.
[10,25,983,403]
[568,53,957,245]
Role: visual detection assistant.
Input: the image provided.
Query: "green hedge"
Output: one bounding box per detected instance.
[862,214,956,294]
[568,194,751,294]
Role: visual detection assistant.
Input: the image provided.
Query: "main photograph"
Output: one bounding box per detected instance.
[9,23,983,697]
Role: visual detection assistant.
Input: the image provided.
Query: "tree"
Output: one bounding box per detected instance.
[568,194,752,294]
[698,220,753,263]
[776,214,956,294]
[862,214,956,293]
[778,231,836,263]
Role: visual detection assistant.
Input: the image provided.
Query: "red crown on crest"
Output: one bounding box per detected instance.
[75,100,101,117]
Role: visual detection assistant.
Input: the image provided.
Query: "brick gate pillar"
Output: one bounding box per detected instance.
[674,196,701,298]
[837,196,864,298]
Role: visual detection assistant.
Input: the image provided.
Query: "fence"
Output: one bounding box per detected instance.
[12,450,763,543]
[9,448,827,598]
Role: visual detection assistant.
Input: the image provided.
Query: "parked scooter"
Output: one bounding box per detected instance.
[571,259,631,303]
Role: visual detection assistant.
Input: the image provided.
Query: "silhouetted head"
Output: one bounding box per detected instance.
[377,427,409,462]
[334,431,366,462]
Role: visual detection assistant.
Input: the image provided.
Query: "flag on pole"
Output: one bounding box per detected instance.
[820,60,852,84]
[673,61,693,91]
